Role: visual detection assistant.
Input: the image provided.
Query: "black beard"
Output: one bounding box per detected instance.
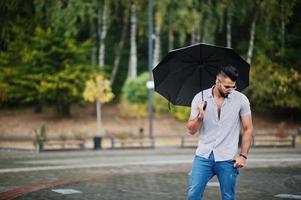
[218,87,228,98]
[221,92,228,98]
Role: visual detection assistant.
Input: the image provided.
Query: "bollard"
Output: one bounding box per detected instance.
[38,140,44,152]
[93,136,102,150]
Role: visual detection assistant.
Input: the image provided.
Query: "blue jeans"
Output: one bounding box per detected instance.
[188,152,239,200]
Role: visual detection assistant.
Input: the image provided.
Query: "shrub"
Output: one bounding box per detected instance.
[34,124,48,142]
[122,72,149,104]
[154,93,170,113]
[172,106,191,121]
[118,100,148,118]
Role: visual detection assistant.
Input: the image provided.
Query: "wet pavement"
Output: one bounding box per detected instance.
[0,147,301,200]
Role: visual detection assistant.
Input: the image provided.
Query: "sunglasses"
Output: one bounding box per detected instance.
[217,79,237,90]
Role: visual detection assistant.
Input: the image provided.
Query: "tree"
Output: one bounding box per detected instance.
[1,0,301,115]
[245,0,300,111]
[153,0,169,67]
[110,0,130,86]
[246,0,261,64]
[225,0,234,47]
[0,0,35,50]
[128,0,138,78]
[24,27,94,115]
[83,74,114,134]
[98,0,108,68]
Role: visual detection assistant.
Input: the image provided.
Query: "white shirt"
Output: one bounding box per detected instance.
[190,87,251,161]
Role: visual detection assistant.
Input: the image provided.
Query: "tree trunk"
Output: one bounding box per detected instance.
[90,17,97,65]
[247,0,260,65]
[110,17,129,85]
[196,24,201,42]
[201,0,213,43]
[191,23,197,44]
[200,9,208,43]
[96,101,102,135]
[128,1,137,78]
[61,103,71,117]
[168,21,174,51]
[153,23,161,67]
[98,0,107,68]
[34,101,43,113]
[96,0,107,136]
[198,1,203,43]
[56,99,71,117]
[226,8,232,48]
[281,0,285,53]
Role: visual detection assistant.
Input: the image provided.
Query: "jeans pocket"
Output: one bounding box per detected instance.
[227,160,240,175]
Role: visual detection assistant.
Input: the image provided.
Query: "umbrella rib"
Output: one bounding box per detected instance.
[172,70,197,105]
[168,62,197,75]
[179,51,200,64]
[153,43,250,106]
[203,66,217,77]
[203,56,225,66]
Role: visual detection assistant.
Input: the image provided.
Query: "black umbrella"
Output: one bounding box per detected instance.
[152,43,250,107]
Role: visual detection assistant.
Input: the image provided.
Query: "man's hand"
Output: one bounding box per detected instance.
[197,101,206,120]
[233,155,246,168]
[187,101,206,134]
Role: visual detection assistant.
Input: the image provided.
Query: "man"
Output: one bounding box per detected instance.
[187,65,253,200]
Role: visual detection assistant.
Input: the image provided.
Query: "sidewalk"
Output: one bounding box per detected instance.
[0,147,301,200]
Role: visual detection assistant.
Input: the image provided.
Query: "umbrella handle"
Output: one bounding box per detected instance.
[203,101,207,110]
[201,91,207,110]
[201,91,203,101]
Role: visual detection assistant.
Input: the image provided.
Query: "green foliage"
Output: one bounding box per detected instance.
[154,93,190,121]
[0,0,98,115]
[59,132,68,141]
[73,132,84,140]
[122,72,149,104]
[27,27,95,115]
[1,0,301,116]
[0,24,32,105]
[120,73,149,118]
[172,106,191,121]
[0,0,35,50]
[0,26,97,114]
[34,124,48,142]
[244,0,301,111]
[246,56,301,110]
[154,93,170,113]
[34,0,97,38]
[118,100,148,118]
[115,132,129,140]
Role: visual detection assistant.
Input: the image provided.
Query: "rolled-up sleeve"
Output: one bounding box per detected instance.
[190,94,200,118]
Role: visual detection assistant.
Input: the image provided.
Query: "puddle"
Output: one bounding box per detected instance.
[51,189,82,195]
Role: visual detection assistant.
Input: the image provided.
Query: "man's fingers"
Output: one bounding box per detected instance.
[198,101,207,112]
[198,102,204,109]
[233,160,244,168]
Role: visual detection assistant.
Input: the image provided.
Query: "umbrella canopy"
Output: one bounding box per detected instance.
[152,43,250,106]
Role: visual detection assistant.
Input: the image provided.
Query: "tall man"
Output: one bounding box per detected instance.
[187,65,253,200]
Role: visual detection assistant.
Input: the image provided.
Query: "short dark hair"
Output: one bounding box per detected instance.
[217,65,238,81]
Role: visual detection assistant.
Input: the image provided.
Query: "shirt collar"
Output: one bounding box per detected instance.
[208,86,214,98]
[228,91,234,98]
[208,86,234,99]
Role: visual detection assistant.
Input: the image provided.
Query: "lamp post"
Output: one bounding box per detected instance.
[147,0,154,139]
